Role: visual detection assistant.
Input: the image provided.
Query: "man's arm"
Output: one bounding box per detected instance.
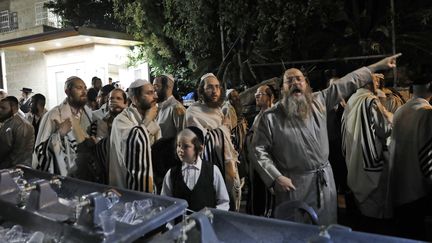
[34,111,71,172]
[2,122,34,168]
[321,54,402,111]
[253,115,296,191]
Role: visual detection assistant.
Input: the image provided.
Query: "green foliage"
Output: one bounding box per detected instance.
[46,0,432,90]
[45,0,123,31]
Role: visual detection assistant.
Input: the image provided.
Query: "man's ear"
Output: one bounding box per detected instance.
[65,89,70,96]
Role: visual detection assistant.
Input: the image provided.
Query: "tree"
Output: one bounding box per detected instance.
[46,0,123,31]
[47,0,432,91]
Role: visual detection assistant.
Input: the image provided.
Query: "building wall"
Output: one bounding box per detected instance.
[10,0,40,30]
[4,49,47,100]
[0,1,10,12]
[44,44,149,109]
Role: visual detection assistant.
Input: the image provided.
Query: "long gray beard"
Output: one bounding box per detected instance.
[283,93,312,120]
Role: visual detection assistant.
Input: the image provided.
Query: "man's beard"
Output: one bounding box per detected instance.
[0,110,13,122]
[157,87,167,103]
[137,98,153,112]
[282,86,313,120]
[203,93,223,108]
[31,105,38,114]
[69,96,87,108]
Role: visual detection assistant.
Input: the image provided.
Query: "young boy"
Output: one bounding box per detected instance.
[161,126,230,211]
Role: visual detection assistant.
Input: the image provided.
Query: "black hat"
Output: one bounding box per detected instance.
[100,84,115,96]
[186,126,204,144]
[20,87,33,93]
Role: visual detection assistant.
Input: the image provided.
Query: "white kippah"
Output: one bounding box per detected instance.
[226,89,234,97]
[64,76,81,90]
[200,73,217,82]
[129,79,150,89]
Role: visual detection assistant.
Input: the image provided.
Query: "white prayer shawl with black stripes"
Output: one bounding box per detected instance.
[109,106,156,193]
[186,102,239,165]
[389,97,432,207]
[342,88,392,218]
[34,100,92,176]
[186,102,241,210]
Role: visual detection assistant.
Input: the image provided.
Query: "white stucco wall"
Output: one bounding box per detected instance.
[43,44,149,109]
[4,49,48,99]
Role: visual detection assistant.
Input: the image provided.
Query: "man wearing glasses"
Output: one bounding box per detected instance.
[253,54,401,224]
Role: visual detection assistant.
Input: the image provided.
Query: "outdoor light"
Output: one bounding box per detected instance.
[28,47,35,51]
[85,37,91,42]
[55,42,61,47]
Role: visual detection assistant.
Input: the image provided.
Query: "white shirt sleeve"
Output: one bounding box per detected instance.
[213,165,230,211]
[161,169,173,196]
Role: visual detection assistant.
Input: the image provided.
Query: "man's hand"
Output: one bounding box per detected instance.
[54,119,72,137]
[145,105,158,121]
[275,175,296,192]
[368,53,402,72]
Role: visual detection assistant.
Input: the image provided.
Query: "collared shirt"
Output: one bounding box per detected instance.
[161,157,230,211]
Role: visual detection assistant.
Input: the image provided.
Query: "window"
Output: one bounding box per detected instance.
[35,1,61,28]
[0,10,9,31]
[0,10,18,33]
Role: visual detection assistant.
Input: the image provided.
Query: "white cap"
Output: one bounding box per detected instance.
[200,73,217,82]
[129,79,150,89]
[64,76,82,90]
[226,89,234,98]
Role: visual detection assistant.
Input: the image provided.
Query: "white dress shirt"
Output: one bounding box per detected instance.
[161,157,230,211]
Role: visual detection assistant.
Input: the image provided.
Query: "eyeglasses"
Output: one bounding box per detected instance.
[255,92,268,97]
[284,75,305,84]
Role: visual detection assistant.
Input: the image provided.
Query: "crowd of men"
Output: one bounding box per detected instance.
[0,53,431,240]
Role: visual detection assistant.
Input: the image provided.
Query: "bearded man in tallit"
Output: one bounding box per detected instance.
[35,76,93,176]
[185,73,241,211]
[109,79,160,193]
[341,73,393,219]
[388,70,432,240]
[253,54,401,225]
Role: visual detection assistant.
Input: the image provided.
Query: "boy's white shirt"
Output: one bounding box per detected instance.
[161,156,230,211]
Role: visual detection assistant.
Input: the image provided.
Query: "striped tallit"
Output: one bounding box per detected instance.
[125,126,153,192]
[204,128,226,178]
[419,136,432,179]
[342,88,392,218]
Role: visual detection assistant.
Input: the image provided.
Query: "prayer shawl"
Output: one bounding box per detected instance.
[186,102,239,165]
[222,101,248,157]
[110,106,158,193]
[186,102,241,210]
[341,88,392,218]
[389,98,432,207]
[34,100,92,176]
[222,101,238,130]
[25,109,47,139]
[254,67,373,225]
[157,96,186,139]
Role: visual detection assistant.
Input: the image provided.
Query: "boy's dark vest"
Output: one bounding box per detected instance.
[170,161,216,211]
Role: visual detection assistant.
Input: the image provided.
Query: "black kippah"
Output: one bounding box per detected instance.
[186,126,204,144]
